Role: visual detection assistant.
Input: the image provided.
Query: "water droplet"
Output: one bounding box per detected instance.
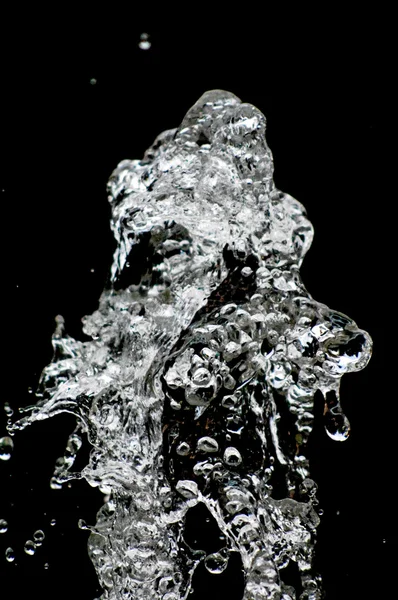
[24,540,36,555]
[33,529,45,545]
[44,562,49,569]
[175,479,199,499]
[90,78,97,85]
[138,33,151,50]
[0,436,14,461]
[324,410,351,441]
[176,441,190,456]
[0,519,8,533]
[223,446,242,466]
[3,402,13,417]
[5,547,15,562]
[197,436,219,453]
[50,519,56,526]
[50,477,62,490]
[204,550,229,574]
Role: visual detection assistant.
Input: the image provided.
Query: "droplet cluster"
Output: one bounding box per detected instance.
[7,91,372,599]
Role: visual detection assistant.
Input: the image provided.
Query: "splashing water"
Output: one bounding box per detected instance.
[7,90,372,599]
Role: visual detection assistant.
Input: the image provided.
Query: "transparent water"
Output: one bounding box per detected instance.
[7,90,372,599]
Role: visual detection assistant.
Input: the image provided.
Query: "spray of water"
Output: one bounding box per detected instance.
[7,90,372,599]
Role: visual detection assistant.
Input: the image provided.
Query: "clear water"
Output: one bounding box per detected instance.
[7,90,372,599]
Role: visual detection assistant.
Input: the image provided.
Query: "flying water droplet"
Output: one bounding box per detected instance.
[0,436,14,461]
[138,33,151,50]
[223,446,242,466]
[5,547,15,562]
[33,529,45,545]
[0,519,8,533]
[204,550,229,574]
[24,540,36,555]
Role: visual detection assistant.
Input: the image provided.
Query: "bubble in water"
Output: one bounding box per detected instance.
[33,529,45,545]
[223,446,242,466]
[5,547,15,562]
[0,436,14,461]
[0,519,8,533]
[204,550,229,574]
[175,479,199,499]
[24,540,36,555]
[196,436,219,453]
[138,33,151,50]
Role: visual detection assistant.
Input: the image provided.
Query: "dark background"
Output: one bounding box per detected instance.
[0,14,394,600]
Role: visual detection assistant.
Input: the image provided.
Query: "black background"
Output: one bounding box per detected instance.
[0,13,394,600]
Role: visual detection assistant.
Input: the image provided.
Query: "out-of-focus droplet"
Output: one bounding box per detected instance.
[90,78,97,85]
[44,562,49,569]
[33,529,45,545]
[24,540,36,555]
[3,402,13,417]
[50,477,62,490]
[138,33,151,50]
[50,518,56,526]
[5,547,15,562]
[0,519,8,533]
[0,436,14,461]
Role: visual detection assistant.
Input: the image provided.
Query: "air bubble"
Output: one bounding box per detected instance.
[0,436,14,461]
[175,479,199,499]
[223,447,242,466]
[196,436,219,453]
[176,441,190,456]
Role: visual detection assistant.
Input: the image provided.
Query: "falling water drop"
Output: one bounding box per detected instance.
[0,436,14,461]
[138,33,151,50]
[24,540,36,555]
[0,519,8,533]
[5,547,15,562]
[204,550,229,574]
[33,530,45,545]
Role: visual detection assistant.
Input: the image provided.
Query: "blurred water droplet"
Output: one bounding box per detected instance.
[44,562,49,569]
[3,402,13,417]
[0,519,8,533]
[50,519,56,526]
[0,436,14,461]
[5,547,15,562]
[138,33,151,50]
[24,540,36,555]
[90,78,97,85]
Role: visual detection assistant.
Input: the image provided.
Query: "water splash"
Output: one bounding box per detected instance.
[7,90,372,599]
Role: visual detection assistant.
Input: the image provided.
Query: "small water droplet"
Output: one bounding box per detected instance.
[50,477,62,490]
[0,519,8,533]
[33,529,45,545]
[138,33,151,50]
[50,518,56,526]
[176,441,190,456]
[24,540,36,555]
[44,562,49,569]
[0,436,14,461]
[223,446,242,466]
[3,403,13,417]
[197,436,219,453]
[5,547,15,562]
[204,550,229,574]
[90,78,97,85]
